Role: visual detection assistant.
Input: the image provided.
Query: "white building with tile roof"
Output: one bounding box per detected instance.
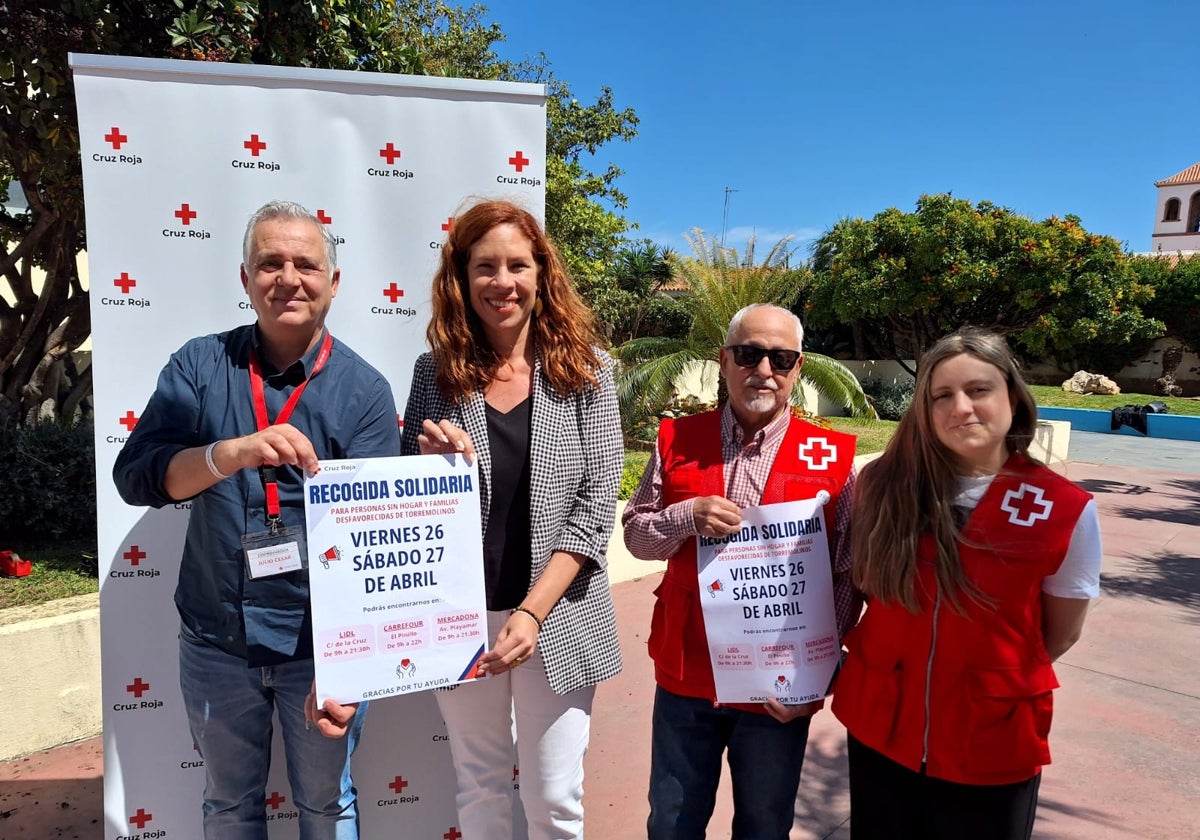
[1151,162,1200,255]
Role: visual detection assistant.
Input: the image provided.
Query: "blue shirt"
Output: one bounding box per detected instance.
[113,325,401,666]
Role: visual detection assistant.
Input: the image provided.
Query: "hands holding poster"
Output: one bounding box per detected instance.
[696,494,841,705]
[304,454,487,705]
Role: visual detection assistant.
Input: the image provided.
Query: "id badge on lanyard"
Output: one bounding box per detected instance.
[242,503,307,579]
[240,333,332,579]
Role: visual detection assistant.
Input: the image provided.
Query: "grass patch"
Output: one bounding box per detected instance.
[1028,385,1200,416]
[829,417,899,455]
[0,538,98,611]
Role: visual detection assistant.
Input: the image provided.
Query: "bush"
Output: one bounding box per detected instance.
[0,420,97,544]
[861,379,914,421]
[619,450,651,501]
[1129,254,1200,355]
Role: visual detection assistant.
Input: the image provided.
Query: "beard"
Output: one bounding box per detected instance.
[736,375,784,416]
[744,393,781,414]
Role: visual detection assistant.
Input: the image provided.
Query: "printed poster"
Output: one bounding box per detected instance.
[305,454,488,705]
[697,495,841,704]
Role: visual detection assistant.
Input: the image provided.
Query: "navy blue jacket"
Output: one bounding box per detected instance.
[114,325,400,666]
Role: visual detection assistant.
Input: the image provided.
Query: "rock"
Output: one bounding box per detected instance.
[1062,371,1121,395]
[1155,376,1183,398]
[1155,345,1185,397]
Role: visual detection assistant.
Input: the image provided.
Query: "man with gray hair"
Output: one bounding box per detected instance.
[115,200,400,838]
[623,303,860,839]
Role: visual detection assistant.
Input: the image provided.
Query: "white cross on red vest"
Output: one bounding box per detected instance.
[798,437,837,470]
[1000,482,1053,527]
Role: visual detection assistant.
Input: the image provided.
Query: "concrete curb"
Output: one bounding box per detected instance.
[0,592,101,762]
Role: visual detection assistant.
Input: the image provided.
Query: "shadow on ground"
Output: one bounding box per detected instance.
[1035,794,1130,839]
[794,734,850,838]
[0,775,102,839]
[1101,551,1200,621]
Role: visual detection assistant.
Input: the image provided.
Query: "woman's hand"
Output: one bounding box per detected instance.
[477,611,539,676]
[417,419,475,463]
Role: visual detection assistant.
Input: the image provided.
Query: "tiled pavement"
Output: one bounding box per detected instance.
[3,433,1197,838]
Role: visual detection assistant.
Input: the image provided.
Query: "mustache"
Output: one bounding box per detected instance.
[743,375,779,391]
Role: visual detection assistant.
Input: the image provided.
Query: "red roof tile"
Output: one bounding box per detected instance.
[1155,162,1200,187]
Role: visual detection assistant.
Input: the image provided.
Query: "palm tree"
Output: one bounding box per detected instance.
[613,229,876,429]
[613,242,677,340]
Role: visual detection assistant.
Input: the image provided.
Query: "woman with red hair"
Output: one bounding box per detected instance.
[404,199,623,840]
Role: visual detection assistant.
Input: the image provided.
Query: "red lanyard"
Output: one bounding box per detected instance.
[248,332,333,523]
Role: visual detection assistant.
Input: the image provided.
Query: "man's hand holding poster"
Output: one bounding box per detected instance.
[304,454,487,705]
[697,494,841,704]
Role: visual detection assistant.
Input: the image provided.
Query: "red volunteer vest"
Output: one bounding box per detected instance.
[832,454,1092,785]
[649,410,856,709]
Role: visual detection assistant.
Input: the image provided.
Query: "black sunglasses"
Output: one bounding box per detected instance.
[725,345,802,372]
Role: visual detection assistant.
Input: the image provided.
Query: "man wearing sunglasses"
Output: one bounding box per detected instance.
[623,303,859,840]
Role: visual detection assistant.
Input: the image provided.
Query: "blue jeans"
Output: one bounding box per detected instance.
[647,686,811,840]
[179,625,366,839]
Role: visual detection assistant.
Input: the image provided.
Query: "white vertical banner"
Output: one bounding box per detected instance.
[71,54,545,840]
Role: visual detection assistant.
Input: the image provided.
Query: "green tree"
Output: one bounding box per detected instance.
[519,54,637,288]
[0,0,637,428]
[0,2,180,428]
[1128,253,1200,355]
[584,240,687,345]
[614,230,876,429]
[806,193,1163,375]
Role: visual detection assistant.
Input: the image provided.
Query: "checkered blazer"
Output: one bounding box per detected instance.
[402,349,624,695]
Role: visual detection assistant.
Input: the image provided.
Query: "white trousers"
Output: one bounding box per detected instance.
[436,610,595,840]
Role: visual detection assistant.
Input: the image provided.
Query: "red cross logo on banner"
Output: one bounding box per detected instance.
[797,438,837,471]
[383,283,404,303]
[124,545,147,566]
[174,203,197,225]
[389,776,409,794]
[513,763,519,781]
[444,828,463,840]
[441,216,454,232]
[317,209,333,224]
[113,272,137,294]
[1000,483,1053,527]
[105,127,128,149]
[126,678,150,698]
[508,150,529,172]
[129,808,153,829]
[379,143,402,165]
[244,134,267,156]
[118,410,139,432]
[265,791,287,810]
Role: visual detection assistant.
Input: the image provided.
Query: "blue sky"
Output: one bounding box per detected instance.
[484,0,1198,258]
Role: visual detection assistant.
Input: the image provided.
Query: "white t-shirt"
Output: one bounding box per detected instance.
[953,474,1102,599]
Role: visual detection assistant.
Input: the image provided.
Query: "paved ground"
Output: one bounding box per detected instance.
[1066,430,1200,475]
[3,435,1197,838]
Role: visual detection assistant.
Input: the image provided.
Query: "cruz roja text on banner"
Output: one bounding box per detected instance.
[697,494,841,704]
[305,454,487,705]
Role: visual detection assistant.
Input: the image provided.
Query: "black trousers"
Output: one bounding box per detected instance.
[847,734,1041,840]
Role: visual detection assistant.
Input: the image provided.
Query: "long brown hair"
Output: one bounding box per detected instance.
[851,327,1039,612]
[426,200,604,400]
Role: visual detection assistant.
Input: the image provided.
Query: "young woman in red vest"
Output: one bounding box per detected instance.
[832,328,1102,840]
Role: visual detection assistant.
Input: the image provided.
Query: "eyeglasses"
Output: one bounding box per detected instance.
[725,345,802,372]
